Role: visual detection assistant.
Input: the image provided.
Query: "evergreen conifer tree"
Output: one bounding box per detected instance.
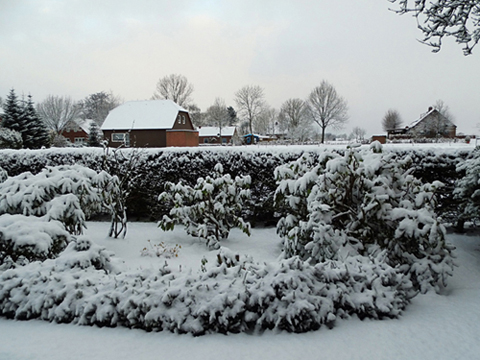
[22,95,50,149]
[2,89,24,134]
[87,121,102,147]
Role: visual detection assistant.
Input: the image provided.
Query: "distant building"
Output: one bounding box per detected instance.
[371,135,387,144]
[63,118,96,145]
[101,100,198,148]
[388,107,457,140]
[198,126,239,145]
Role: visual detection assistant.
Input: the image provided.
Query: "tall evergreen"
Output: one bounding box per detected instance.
[22,95,50,149]
[227,106,237,126]
[87,121,102,147]
[2,89,24,133]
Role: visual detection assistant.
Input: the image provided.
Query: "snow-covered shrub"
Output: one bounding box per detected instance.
[0,128,23,149]
[159,163,252,249]
[275,142,455,293]
[55,236,119,273]
[0,248,412,334]
[0,165,121,236]
[453,148,480,229]
[0,214,70,267]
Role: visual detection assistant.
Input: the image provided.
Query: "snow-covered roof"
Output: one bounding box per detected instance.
[406,108,456,129]
[101,100,187,130]
[77,119,94,134]
[198,126,236,137]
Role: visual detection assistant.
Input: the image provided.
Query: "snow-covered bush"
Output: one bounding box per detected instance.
[159,163,252,249]
[0,164,121,236]
[55,236,119,273]
[453,148,480,229]
[0,214,70,268]
[275,142,455,293]
[0,247,412,334]
[0,128,23,149]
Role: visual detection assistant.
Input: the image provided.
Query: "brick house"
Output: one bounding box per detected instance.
[63,118,95,145]
[101,100,198,148]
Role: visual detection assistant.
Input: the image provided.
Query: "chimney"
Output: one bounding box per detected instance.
[428,106,433,111]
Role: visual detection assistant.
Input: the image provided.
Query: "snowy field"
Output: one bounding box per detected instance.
[1,221,479,360]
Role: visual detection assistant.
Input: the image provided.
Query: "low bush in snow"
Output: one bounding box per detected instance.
[0,214,70,268]
[275,142,455,293]
[159,163,252,249]
[0,246,413,335]
[0,164,125,266]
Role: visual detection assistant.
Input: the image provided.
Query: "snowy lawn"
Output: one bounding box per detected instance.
[1,222,479,360]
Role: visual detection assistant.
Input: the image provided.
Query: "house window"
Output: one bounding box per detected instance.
[204,138,209,143]
[177,115,181,124]
[182,115,186,124]
[222,138,227,144]
[111,133,126,142]
[74,137,86,144]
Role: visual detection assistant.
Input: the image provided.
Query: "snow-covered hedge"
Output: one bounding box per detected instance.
[0,146,470,225]
[275,143,455,293]
[454,148,480,229]
[0,244,413,335]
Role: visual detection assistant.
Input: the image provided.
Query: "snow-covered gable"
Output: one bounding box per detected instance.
[406,108,455,130]
[101,100,187,131]
[198,126,236,137]
[73,118,94,134]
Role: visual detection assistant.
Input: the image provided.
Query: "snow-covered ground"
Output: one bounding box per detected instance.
[1,221,479,360]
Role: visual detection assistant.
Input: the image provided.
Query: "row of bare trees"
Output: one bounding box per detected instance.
[152,74,351,143]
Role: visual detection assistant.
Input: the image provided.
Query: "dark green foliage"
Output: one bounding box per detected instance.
[87,121,102,147]
[0,147,471,227]
[2,89,24,134]
[1,91,49,149]
[227,106,237,126]
[22,95,50,149]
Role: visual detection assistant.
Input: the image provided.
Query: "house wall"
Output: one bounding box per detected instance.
[167,130,198,147]
[172,111,195,130]
[371,135,387,144]
[104,129,198,148]
[63,129,88,144]
[407,112,456,138]
[199,135,233,144]
[103,129,167,148]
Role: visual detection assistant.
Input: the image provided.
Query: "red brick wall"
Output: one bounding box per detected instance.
[166,130,198,147]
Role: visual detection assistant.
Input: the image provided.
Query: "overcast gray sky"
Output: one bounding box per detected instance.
[1,0,479,136]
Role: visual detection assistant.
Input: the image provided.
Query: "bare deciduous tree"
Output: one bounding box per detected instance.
[351,126,367,142]
[278,98,312,141]
[205,98,229,135]
[234,85,265,135]
[434,99,455,123]
[152,74,194,108]
[306,81,349,144]
[389,0,480,55]
[382,109,403,131]
[255,106,278,136]
[80,91,123,126]
[37,95,83,135]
